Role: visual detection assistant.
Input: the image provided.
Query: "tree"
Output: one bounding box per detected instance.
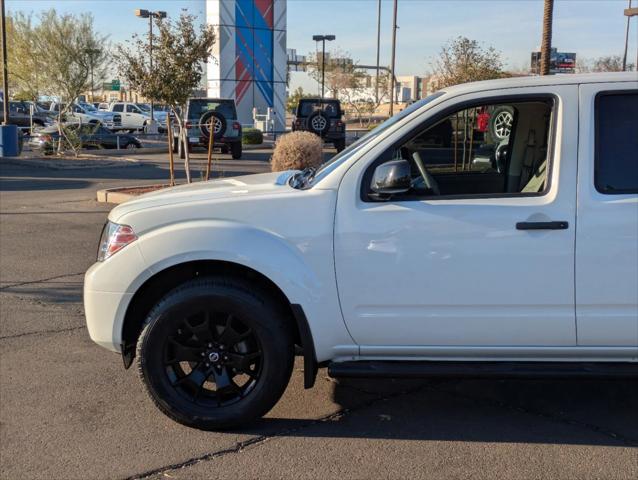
[591,55,626,72]
[115,12,215,183]
[5,13,45,101]
[306,49,367,99]
[11,10,110,154]
[540,0,554,76]
[286,86,312,113]
[430,37,508,88]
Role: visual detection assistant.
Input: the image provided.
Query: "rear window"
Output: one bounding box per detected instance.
[297,100,341,118]
[188,100,236,120]
[595,91,638,194]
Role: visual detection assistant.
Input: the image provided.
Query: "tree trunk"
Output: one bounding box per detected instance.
[540,0,554,76]
[181,127,191,183]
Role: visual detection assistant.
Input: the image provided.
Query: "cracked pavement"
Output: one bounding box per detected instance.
[1,151,637,480]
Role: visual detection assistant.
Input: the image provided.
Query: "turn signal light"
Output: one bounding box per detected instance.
[97,222,138,261]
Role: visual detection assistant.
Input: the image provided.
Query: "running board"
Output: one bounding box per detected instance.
[328,361,638,379]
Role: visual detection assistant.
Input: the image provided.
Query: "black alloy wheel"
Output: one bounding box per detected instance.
[136,277,294,430]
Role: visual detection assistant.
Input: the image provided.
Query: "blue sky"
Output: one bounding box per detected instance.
[6,0,636,75]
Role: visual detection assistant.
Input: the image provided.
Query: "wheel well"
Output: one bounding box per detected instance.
[121,260,302,363]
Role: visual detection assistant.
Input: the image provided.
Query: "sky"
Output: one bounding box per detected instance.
[6,0,637,76]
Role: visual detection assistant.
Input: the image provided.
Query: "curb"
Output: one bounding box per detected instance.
[96,183,172,204]
[1,155,141,170]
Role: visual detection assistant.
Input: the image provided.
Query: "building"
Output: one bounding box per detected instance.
[206,0,287,132]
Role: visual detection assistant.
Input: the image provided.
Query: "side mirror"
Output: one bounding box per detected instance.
[370,159,412,197]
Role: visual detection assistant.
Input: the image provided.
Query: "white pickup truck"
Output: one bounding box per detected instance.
[50,102,121,130]
[108,102,167,131]
[84,73,638,430]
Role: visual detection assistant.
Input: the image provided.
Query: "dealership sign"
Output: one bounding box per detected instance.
[531,48,576,74]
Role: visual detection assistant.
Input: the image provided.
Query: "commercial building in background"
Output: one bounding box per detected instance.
[206,0,287,132]
[531,48,577,74]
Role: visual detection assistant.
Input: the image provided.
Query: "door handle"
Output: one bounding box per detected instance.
[516,221,569,230]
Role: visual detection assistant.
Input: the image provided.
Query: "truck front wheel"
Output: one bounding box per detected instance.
[136,277,294,430]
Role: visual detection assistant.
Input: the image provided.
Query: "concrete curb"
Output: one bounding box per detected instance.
[1,155,141,170]
[96,184,172,204]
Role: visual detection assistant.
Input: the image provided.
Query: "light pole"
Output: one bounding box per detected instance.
[312,35,335,99]
[389,0,398,116]
[375,0,382,104]
[85,48,101,103]
[135,9,166,126]
[1,0,9,124]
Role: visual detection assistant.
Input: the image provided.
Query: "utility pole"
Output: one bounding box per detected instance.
[389,0,398,116]
[375,0,382,104]
[1,0,9,124]
[312,35,335,99]
[623,1,638,70]
[135,9,166,126]
[540,0,554,75]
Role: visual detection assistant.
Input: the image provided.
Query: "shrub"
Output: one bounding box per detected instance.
[270,131,323,172]
[242,128,263,145]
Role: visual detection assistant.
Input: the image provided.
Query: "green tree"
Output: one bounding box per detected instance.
[25,9,108,155]
[431,37,508,88]
[5,13,44,101]
[286,86,313,113]
[306,49,366,99]
[115,12,215,182]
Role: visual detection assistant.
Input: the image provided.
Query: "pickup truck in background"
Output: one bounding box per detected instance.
[108,102,167,132]
[49,102,121,130]
[0,101,55,131]
[85,73,637,430]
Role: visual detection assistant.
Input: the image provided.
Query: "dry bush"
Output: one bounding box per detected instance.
[271,131,323,172]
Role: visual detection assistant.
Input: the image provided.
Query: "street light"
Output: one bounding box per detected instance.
[135,8,167,127]
[312,34,335,99]
[84,48,101,103]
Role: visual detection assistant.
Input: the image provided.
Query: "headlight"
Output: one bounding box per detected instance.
[97,222,138,261]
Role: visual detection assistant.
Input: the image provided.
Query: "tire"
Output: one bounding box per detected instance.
[200,111,226,141]
[334,138,346,152]
[489,106,514,142]
[307,111,330,137]
[230,142,242,160]
[136,277,295,430]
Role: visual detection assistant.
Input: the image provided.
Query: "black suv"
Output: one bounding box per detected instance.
[292,98,346,151]
[174,98,242,159]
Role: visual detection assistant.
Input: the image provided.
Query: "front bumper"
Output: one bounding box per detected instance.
[83,242,150,353]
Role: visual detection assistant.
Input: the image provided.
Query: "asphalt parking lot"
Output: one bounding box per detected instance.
[1,148,637,479]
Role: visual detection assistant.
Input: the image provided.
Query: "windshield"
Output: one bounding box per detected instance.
[136,103,150,112]
[308,91,446,186]
[79,103,98,112]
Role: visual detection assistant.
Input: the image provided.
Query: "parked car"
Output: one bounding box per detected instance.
[84,73,637,430]
[30,123,142,153]
[49,102,121,130]
[108,101,168,132]
[292,98,346,151]
[174,97,242,159]
[0,100,54,131]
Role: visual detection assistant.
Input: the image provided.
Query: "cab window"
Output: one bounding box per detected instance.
[595,91,638,194]
[365,97,555,200]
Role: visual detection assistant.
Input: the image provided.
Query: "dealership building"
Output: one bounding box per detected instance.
[206,0,287,132]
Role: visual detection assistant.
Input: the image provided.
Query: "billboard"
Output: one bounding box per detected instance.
[206,0,286,132]
[531,48,576,74]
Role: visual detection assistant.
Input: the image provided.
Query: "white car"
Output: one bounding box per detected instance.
[84,73,638,430]
[108,102,167,131]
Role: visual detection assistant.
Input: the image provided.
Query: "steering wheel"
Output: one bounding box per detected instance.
[412,151,440,195]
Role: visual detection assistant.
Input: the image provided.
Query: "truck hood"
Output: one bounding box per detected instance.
[110,170,298,222]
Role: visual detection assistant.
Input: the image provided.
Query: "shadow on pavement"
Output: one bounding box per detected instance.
[0,178,91,191]
[241,376,638,447]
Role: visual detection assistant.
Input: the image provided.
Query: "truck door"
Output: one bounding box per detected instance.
[334,86,579,351]
[576,83,638,346]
